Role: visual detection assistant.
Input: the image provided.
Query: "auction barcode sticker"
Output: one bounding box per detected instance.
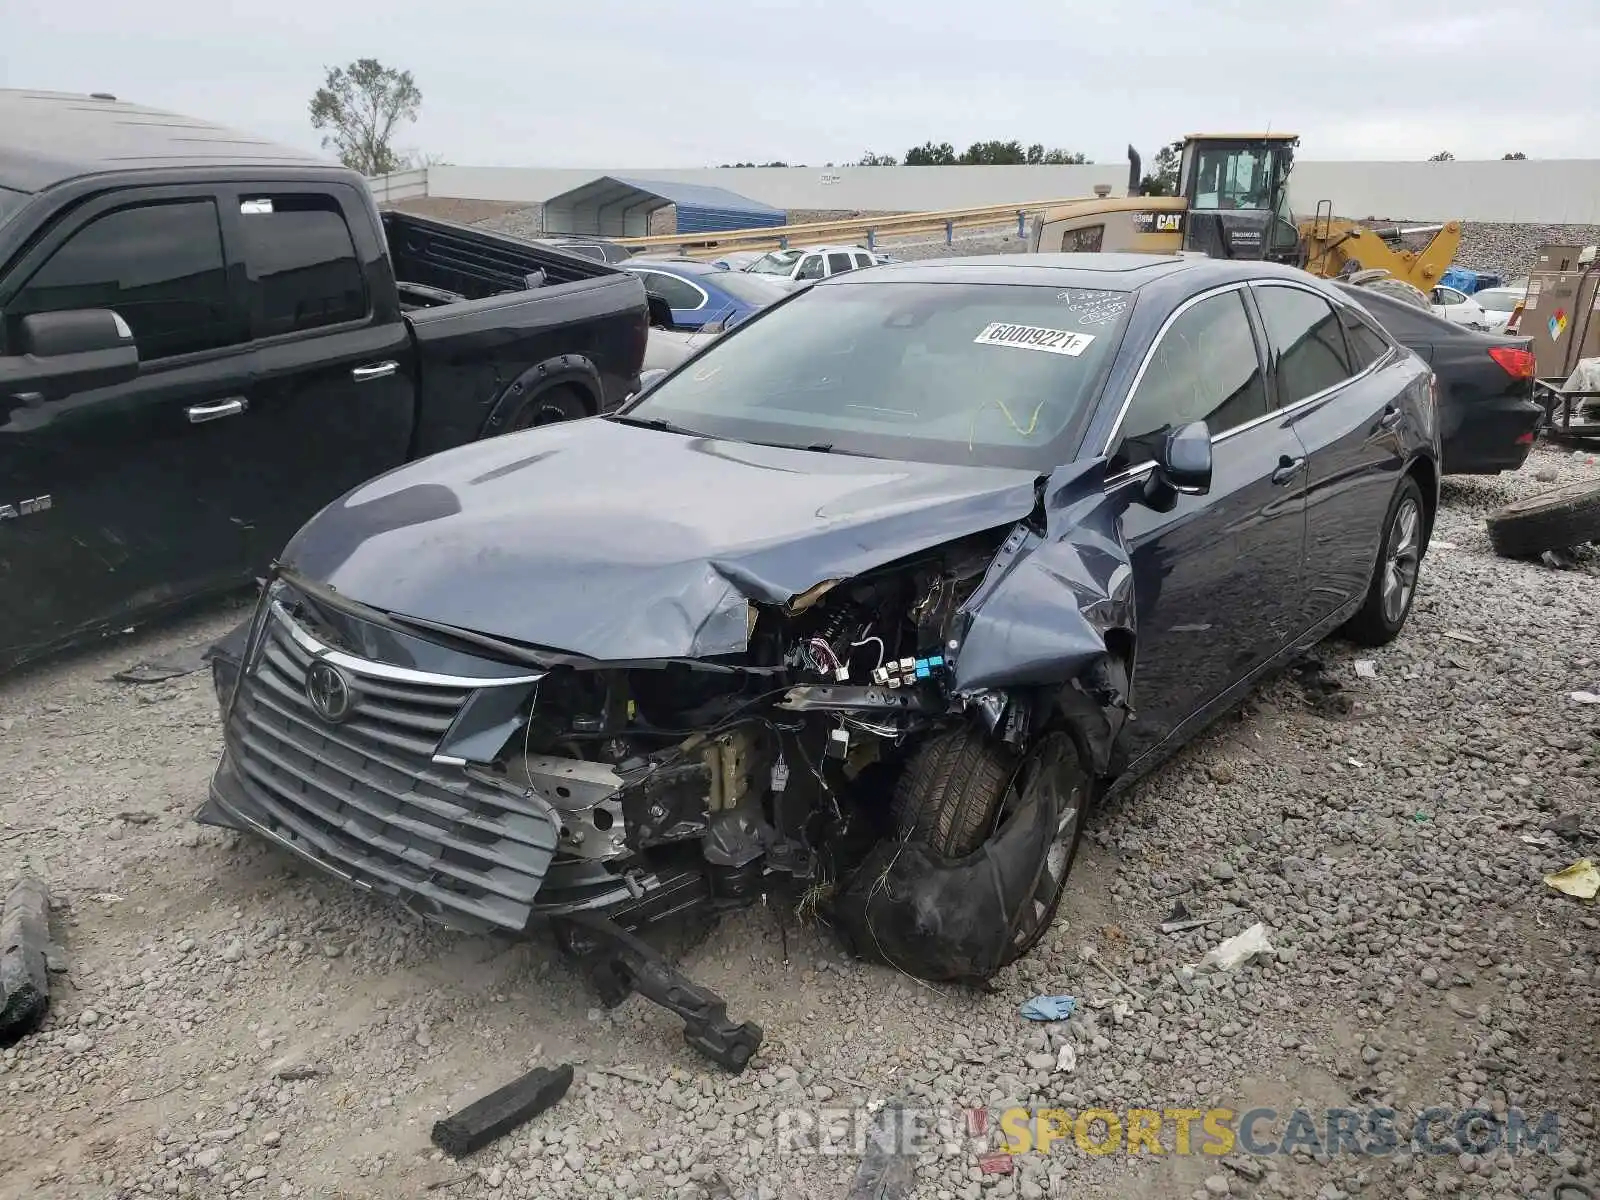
[973,323,1095,356]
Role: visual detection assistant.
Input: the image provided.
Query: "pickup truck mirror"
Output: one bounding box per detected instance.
[646,295,674,329]
[0,308,140,403]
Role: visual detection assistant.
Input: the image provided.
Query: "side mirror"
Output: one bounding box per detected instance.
[625,367,670,403]
[1156,421,1212,495]
[0,309,140,403]
[646,295,674,329]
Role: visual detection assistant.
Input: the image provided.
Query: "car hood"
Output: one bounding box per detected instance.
[280,418,1043,661]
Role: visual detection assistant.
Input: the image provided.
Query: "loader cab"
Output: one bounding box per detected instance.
[1179,134,1303,265]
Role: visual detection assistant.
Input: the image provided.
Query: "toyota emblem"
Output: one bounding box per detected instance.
[305,660,354,723]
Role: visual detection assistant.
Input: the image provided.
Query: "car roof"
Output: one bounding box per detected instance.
[0,89,333,193]
[829,253,1324,292]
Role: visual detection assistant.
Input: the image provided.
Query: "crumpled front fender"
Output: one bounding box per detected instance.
[950,458,1135,767]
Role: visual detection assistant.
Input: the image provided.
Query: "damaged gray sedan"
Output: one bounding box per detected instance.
[203,254,1440,1069]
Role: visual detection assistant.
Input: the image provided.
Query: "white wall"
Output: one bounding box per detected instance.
[1285,160,1600,224]
[410,160,1600,225]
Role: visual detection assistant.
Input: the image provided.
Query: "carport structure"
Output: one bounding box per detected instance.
[539,175,786,237]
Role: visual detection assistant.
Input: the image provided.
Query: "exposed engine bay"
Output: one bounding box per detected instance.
[202,449,1137,1072]
[500,531,998,900]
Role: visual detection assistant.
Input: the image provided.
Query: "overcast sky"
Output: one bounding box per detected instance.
[5,0,1597,168]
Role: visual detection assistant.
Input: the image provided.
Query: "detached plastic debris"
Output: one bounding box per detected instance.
[977,1152,1015,1176]
[1020,995,1078,1022]
[1055,1044,1077,1074]
[1161,904,1247,934]
[1570,691,1600,705]
[1544,860,1600,901]
[112,640,213,683]
[1353,660,1379,680]
[0,876,55,1047]
[1197,923,1273,972]
[845,1100,916,1200]
[431,1063,573,1157]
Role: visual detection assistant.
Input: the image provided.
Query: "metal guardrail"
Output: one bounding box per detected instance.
[612,197,1095,256]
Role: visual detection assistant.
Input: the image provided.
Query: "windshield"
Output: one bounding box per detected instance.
[710,271,792,305]
[620,280,1131,469]
[1476,291,1522,312]
[1191,146,1275,211]
[749,250,803,276]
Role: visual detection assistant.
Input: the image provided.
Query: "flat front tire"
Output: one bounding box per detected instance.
[891,724,1090,964]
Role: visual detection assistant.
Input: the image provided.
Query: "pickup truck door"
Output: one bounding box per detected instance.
[0,188,259,661]
[220,185,415,566]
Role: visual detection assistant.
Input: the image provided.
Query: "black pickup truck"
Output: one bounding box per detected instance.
[0,90,652,671]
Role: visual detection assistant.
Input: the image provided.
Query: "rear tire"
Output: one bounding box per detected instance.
[503,384,589,431]
[1486,479,1600,558]
[891,723,1090,963]
[1343,475,1426,646]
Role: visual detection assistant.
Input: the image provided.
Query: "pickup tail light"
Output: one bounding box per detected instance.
[1488,345,1535,379]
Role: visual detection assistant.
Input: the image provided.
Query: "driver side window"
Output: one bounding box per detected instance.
[1109,289,1267,475]
[796,255,824,281]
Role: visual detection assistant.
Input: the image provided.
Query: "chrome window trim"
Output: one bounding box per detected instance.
[270,601,546,688]
[1100,278,1389,488]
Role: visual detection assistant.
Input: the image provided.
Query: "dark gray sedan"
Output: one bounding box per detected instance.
[204,254,1439,1067]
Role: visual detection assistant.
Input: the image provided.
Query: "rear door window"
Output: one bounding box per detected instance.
[827,252,854,275]
[1338,307,1391,371]
[1253,284,1355,407]
[238,194,368,338]
[6,199,239,360]
[630,269,706,310]
[852,252,875,269]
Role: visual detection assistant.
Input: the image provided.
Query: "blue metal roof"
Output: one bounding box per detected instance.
[541,175,786,236]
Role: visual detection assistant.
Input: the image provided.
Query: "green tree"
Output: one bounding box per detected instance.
[309,58,422,176]
[1429,150,1455,162]
[904,140,958,166]
[1502,151,1527,160]
[1139,141,1182,195]
[960,140,1028,164]
[855,151,899,166]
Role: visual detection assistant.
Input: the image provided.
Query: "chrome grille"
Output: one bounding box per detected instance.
[224,602,558,931]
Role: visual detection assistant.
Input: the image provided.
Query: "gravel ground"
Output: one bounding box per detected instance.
[3,445,1600,1200]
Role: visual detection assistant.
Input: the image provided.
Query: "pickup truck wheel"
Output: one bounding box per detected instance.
[892,724,1089,962]
[506,385,589,431]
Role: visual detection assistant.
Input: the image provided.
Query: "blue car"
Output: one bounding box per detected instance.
[623,259,792,331]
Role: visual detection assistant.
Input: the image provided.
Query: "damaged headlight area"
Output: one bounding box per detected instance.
[203,494,1132,1022]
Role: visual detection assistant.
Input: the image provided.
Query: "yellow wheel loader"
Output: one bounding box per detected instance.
[1029,134,1461,309]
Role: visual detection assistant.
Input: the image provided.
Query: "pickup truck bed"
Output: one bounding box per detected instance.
[382,211,650,454]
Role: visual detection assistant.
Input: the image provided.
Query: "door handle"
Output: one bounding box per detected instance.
[351,361,399,382]
[1379,404,1403,430]
[186,396,248,424]
[1271,454,1306,485]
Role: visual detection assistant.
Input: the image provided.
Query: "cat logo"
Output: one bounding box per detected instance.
[1134,211,1184,235]
[0,495,51,521]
